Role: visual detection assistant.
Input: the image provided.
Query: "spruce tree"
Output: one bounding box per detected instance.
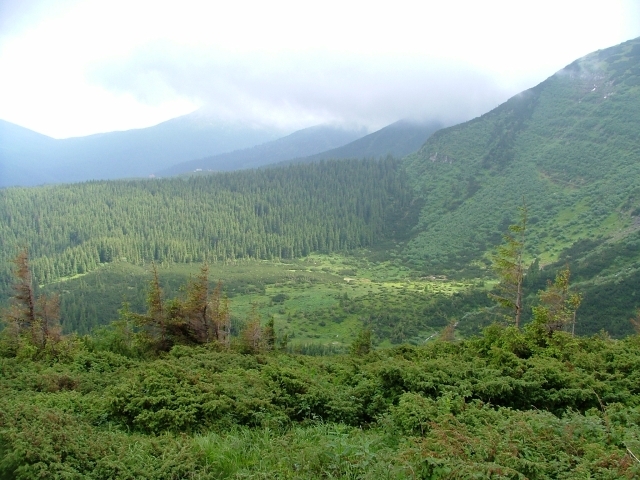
[184,264,211,343]
[490,201,528,328]
[1,248,62,356]
[9,248,36,330]
[531,266,582,337]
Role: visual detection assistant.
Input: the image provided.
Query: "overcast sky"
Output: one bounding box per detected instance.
[1,0,639,139]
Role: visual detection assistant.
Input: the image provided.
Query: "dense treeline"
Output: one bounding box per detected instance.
[0,158,410,295]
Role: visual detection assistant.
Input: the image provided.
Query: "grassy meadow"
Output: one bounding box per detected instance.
[41,252,485,348]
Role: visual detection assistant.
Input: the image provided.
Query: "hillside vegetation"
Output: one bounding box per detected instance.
[0,158,409,295]
[404,37,640,270]
[2,247,640,477]
[400,37,640,334]
[2,39,640,339]
[1,319,640,478]
[2,36,640,479]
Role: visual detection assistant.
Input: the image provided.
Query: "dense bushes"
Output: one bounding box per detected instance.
[2,325,640,477]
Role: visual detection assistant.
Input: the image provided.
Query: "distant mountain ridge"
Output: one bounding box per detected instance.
[0,120,58,186]
[292,119,443,163]
[158,124,368,176]
[0,111,285,187]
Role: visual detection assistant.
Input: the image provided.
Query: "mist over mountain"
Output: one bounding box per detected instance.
[0,110,285,187]
[158,124,368,176]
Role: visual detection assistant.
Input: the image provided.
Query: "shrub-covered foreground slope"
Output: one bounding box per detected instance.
[1,329,640,478]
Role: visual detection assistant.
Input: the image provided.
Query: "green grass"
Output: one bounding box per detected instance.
[217,256,479,346]
[41,253,483,345]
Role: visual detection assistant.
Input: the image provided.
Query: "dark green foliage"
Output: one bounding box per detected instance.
[299,282,493,343]
[530,266,582,339]
[2,41,640,342]
[0,249,71,361]
[106,356,280,433]
[263,315,276,350]
[0,157,420,337]
[526,231,640,336]
[386,37,640,337]
[2,328,640,477]
[4,47,640,337]
[349,328,372,356]
[0,400,210,479]
[270,293,288,304]
[489,202,528,327]
[0,159,410,307]
[3,37,640,477]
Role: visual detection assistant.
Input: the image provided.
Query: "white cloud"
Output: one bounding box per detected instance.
[1,0,639,137]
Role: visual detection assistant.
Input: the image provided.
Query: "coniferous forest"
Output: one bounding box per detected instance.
[0,158,409,289]
[2,155,640,478]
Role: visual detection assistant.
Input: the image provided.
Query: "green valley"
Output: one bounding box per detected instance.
[4,38,640,339]
[38,254,487,348]
[2,34,640,478]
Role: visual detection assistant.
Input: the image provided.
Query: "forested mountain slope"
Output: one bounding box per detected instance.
[2,39,640,339]
[0,111,284,187]
[0,159,409,293]
[158,124,367,176]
